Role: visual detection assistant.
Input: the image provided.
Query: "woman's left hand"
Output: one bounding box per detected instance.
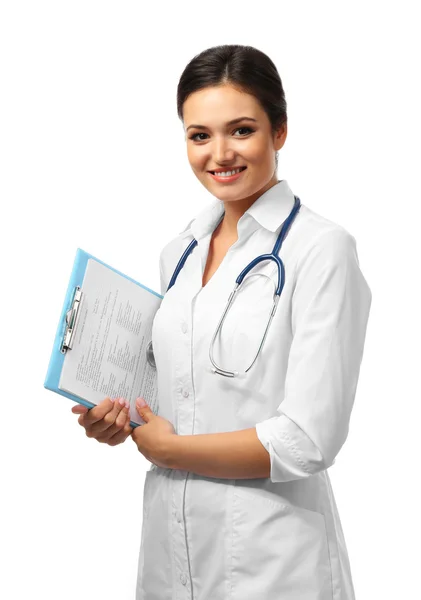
[130,398,177,468]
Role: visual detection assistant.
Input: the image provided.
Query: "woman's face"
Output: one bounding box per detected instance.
[183,84,287,204]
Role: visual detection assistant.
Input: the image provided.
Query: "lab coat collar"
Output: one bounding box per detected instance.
[178,179,296,241]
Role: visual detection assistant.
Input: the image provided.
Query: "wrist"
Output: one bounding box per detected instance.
[163,434,179,469]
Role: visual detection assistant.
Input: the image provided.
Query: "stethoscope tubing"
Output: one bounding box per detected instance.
[148,195,302,375]
[167,195,301,295]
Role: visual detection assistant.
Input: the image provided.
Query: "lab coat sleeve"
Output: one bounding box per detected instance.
[255,228,372,483]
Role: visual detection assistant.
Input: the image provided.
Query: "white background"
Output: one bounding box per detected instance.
[1,1,419,598]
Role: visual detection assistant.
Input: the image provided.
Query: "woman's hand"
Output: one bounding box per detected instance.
[130,398,178,468]
[71,397,133,446]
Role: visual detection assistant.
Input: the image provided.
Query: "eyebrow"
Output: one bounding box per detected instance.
[186,117,257,132]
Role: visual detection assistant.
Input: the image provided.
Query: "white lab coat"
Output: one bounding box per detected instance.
[136,180,372,600]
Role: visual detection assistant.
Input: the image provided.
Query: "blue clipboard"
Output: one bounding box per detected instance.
[43,247,163,428]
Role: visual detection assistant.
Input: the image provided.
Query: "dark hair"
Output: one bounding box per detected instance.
[176,44,287,171]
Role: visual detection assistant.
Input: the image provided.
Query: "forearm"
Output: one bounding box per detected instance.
[165,428,271,479]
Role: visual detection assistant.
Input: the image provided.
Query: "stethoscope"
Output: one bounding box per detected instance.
[146,195,301,377]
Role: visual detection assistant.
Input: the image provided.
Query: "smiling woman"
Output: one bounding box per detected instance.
[134,44,372,600]
[181,81,287,233]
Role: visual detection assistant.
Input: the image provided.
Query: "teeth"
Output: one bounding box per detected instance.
[213,167,244,177]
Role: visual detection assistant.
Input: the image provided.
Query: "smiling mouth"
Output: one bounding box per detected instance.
[208,166,247,175]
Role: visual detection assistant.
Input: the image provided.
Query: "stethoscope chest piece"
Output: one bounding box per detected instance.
[146,340,156,368]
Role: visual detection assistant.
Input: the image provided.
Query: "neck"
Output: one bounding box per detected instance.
[217,176,280,239]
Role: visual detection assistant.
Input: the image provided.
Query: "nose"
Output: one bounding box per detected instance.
[213,136,235,163]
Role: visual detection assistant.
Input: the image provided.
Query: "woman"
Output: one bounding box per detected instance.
[73,44,372,599]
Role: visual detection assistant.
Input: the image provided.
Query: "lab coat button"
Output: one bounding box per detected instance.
[181,322,188,333]
[182,389,189,398]
[180,573,187,585]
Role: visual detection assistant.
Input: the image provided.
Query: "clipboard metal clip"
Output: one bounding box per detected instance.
[61,286,83,354]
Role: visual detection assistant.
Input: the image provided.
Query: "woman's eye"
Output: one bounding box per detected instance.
[189,132,208,141]
[234,127,254,136]
[189,127,254,142]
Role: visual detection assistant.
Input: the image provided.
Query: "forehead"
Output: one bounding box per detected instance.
[183,85,263,123]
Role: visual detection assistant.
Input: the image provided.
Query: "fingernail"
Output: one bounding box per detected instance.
[110,398,115,403]
[125,401,130,409]
[136,397,147,408]
[119,397,125,406]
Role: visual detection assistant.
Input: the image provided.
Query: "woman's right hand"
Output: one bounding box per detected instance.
[71,397,133,446]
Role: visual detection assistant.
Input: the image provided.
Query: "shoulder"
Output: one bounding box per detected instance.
[289,204,372,305]
[159,217,194,263]
[158,218,196,294]
[291,204,359,271]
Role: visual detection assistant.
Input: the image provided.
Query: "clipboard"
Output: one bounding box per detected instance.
[43,247,163,428]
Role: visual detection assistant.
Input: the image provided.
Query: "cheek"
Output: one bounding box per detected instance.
[243,135,272,163]
[187,145,207,168]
